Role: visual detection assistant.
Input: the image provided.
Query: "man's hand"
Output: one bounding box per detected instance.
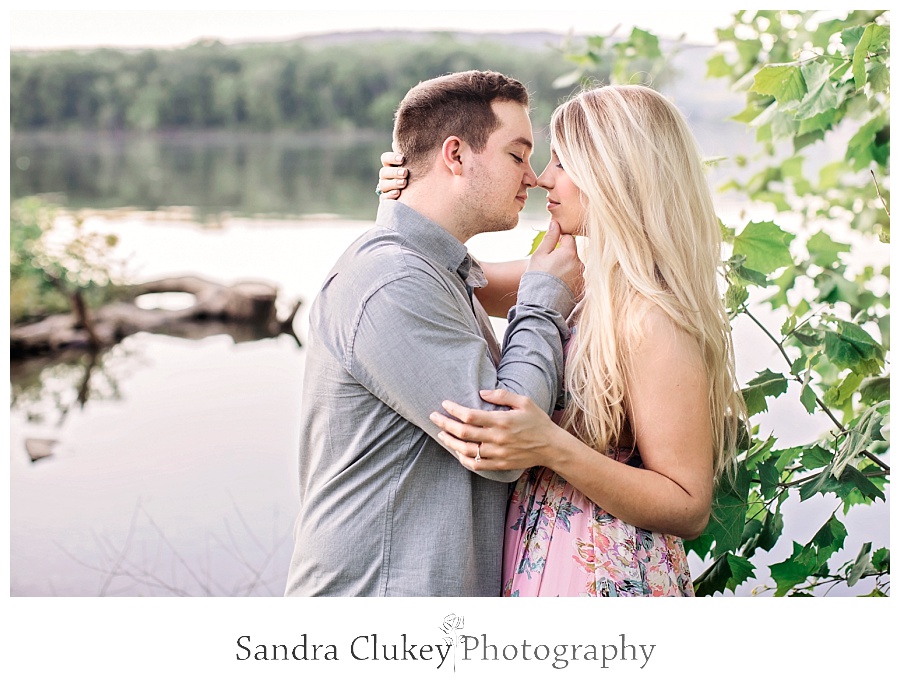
[526,221,584,299]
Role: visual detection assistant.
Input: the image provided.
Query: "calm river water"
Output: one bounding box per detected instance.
[8,201,553,596]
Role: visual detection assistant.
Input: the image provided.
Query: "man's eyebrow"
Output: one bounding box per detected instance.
[508,136,533,150]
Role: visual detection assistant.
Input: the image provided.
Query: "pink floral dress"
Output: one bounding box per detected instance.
[501,319,695,597]
[501,456,695,597]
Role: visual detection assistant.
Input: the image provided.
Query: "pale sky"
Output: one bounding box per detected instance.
[9,4,739,51]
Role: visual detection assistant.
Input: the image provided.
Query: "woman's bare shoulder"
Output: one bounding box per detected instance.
[630,299,703,369]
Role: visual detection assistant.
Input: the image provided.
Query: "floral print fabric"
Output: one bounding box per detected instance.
[502,448,695,597]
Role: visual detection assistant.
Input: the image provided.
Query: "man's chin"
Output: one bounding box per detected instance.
[482,216,521,233]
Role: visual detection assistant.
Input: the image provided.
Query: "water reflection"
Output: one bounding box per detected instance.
[10,130,553,221]
[11,345,135,431]
[10,329,305,596]
[10,319,301,433]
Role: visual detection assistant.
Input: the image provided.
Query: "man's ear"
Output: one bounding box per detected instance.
[440,137,465,176]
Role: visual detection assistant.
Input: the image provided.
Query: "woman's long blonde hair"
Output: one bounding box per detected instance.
[554,85,746,481]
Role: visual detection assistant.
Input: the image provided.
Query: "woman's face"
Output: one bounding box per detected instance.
[536,149,586,235]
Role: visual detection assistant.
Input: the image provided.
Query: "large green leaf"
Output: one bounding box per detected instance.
[822,372,863,408]
[707,53,733,79]
[745,434,777,470]
[867,61,890,94]
[794,60,843,119]
[801,445,833,469]
[872,547,890,572]
[796,109,839,135]
[693,554,731,596]
[770,542,815,596]
[730,101,769,124]
[626,27,662,59]
[707,462,752,557]
[751,63,807,104]
[731,264,769,287]
[733,221,794,274]
[770,517,849,595]
[806,230,851,268]
[757,457,781,500]
[708,493,748,559]
[853,23,890,90]
[724,554,756,592]
[839,465,886,503]
[736,36,763,71]
[756,509,785,552]
[799,381,819,414]
[859,376,890,404]
[823,321,885,374]
[775,445,804,472]
[809,515,848,562]
[841,25,867,53]
[528,230,546,255]
[693,552,756,596]
[741,369,789,416]
[799,462,885,504]
[683,530,714,560]
[815,271,869,311]
[831,401,887,477]
[846,113,890,171]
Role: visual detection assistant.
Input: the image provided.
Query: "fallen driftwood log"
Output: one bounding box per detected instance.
[10,275,301,357]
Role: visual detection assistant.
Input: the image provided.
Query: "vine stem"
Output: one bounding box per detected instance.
[752,569,887,596]
[741,307,890,472]
[871,169,890,217]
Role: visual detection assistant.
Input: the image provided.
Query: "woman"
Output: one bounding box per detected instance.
[379,84,746,597]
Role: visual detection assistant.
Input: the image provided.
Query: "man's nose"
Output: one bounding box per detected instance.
[523,162,537,188]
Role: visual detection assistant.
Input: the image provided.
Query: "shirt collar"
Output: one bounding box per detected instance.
[375,200,476,283]
[464,255,488,290]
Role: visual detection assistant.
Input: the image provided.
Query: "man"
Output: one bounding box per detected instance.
[284,70,580,596]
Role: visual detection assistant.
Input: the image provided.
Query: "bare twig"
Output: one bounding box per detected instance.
[871,170,890,217]
[56,501,290,596]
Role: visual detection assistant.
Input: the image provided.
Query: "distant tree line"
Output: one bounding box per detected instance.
[10,35,584,133]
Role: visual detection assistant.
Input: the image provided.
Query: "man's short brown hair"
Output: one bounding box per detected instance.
[393,70,530,177]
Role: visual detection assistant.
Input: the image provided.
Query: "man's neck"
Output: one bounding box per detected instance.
[396,185,474,244]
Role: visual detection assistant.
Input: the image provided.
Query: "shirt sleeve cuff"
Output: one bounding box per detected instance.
[516,271,577,320]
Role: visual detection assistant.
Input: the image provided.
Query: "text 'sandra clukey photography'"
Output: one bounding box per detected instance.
[235,614,656,671]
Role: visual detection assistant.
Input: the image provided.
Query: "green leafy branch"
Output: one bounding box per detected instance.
[552,25,676,90]
[566,11,890,597]
[739,306,889,472]
[693,11,891,597]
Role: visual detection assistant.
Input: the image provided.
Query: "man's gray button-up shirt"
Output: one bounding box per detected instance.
[284,200,576,596]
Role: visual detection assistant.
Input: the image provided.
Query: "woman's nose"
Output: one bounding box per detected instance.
[537,165,553,189]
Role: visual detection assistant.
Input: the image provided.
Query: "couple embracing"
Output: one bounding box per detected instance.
[284,70,746,597]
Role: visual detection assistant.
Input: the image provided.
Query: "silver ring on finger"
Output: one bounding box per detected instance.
[475,443,482,462]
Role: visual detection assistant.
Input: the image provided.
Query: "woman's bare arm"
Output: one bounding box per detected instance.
[431,307,714,540]
[475,259,527,317]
